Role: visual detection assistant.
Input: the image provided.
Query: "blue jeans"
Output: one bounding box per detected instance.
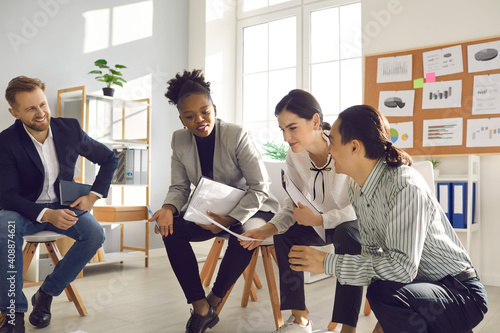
[0,204,105,313]
[367,275,488,333]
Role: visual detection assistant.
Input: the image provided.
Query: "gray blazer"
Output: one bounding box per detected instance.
[163,119,279,224]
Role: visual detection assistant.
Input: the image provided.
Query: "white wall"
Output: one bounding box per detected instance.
[0,0,189,250]
[189,0,500,285]
[361,0,500,286]
[188,0,237,122]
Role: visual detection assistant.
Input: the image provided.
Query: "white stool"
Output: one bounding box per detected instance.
[23,231,87,316]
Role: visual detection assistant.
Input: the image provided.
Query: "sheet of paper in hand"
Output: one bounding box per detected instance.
[281,169,326,241]
[184,177,246,225]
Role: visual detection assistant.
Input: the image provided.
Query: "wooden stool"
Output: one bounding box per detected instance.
[327,298,371,330]
[199,221,283,329]
[23,231,87,316]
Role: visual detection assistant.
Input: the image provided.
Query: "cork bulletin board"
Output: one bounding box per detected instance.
[364,35,500,156]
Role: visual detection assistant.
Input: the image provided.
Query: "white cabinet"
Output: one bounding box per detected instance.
[434,155,481,270]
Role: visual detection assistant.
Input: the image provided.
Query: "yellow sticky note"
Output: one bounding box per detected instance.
[413,78,424,89]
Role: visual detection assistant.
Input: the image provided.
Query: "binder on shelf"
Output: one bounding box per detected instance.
[112,148,148,185]
[452,182,476,229]
[437,182,452,223]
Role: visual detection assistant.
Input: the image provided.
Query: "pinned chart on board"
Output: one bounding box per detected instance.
[467,40,500,73]
[376,55,412,83]
[472,73,500,115]
[423,118,463,147]
[389,121,413,149]
[365,35,500,155]
[466,118,500,147]
[422,45,464,77]
[378,90,415,117]
[422,80,462,109]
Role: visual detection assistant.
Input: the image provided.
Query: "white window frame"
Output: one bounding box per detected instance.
[237,0,301,20]
[236,0,361,128]
[236,6,302,125]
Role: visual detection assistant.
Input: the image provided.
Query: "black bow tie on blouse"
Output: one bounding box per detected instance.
[310,156,332,203]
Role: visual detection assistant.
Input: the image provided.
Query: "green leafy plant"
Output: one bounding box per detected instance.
[88,59,127,88]
[262,141,288,161]
[428,157,440,169]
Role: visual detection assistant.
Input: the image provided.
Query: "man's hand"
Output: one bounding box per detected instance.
[288,245,327,274]
[70,192,100,211]
[196,211,236,234]
[293,202,323,227]
[150,205,175,237]
[42,209,79,230]
[239,223,278,251]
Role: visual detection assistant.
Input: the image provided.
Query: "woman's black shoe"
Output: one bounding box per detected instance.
[185,306,219,333]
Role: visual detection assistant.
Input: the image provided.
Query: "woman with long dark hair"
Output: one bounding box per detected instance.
[241,89,362,333]
[290,104,488,333]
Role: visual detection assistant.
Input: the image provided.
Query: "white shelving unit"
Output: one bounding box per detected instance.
[435,155,481,270]
[55,86,152,267]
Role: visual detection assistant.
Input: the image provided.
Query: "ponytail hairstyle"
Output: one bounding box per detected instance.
[337,105,412,167]
[165,69,213,109]
[275,89,331,131]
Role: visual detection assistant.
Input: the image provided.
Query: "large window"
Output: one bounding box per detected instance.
[237,0,362,152]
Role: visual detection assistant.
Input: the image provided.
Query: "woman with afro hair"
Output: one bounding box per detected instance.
[150,69,279,333]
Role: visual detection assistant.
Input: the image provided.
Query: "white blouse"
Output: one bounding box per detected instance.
[269,132,357,234]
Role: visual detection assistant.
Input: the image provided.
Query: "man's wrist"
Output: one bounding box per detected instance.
[89,192,100,203]
[40,208,53,223]
[324,253,337,276]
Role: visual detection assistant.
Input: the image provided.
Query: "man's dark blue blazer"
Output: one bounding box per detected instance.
[0,117,118,224]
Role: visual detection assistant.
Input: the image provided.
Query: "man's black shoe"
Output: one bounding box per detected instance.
[0,312,25,333]
[29,289,52,328]
[185,306,219,333]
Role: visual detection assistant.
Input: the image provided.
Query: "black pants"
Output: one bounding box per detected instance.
[367,276,488,333]
[274,220,363,327]
[163,211,273,304]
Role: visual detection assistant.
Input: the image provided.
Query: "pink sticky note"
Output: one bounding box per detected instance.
[426,72,436,83]
[413,78,424,89]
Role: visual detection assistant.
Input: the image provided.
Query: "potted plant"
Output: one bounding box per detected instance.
[262,141,288,161]
[88,59,127,97]
[428,157,440,178]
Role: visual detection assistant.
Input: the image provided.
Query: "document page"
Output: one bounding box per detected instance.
[184,177,246,225]
[281,170,326,241]
[189,207,258,241]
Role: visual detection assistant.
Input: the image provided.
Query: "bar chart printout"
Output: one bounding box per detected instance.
[467,118,500,147]
[423,118,463,147]
[422,80,462,109]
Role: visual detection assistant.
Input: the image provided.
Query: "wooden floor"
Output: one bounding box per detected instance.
[19,246,500,333]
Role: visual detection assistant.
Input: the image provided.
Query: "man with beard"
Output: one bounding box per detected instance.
[0,76,117,333]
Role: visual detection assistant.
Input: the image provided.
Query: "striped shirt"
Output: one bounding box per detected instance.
[324,158,472,286]
[269,132,356,234]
